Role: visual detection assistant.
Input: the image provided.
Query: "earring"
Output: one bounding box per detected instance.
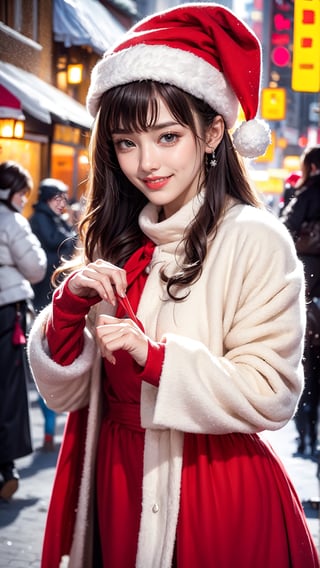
[210,149,217,167]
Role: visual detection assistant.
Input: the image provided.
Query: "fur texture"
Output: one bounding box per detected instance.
[87,44,238,128]
[28,197,306,567]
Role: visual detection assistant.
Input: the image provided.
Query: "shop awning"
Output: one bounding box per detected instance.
[53,0,126,55]
[0,61,93,129]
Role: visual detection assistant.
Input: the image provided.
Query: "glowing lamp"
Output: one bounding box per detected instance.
[67,63,83,85]
[0,118,25,139]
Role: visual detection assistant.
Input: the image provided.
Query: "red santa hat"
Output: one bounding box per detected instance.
[87,2,270,158]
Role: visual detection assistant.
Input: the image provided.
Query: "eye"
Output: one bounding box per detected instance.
[160,132,179,144]
[113,138,136,150]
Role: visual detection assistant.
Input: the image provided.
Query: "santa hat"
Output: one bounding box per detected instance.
[87,2,270,158]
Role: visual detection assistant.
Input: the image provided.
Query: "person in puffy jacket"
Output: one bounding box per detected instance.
[0,160,47,500]
[29,178,77,312]
[282,146,320,456]
[29,178,77,451]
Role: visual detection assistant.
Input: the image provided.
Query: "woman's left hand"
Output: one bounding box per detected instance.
[96,314,149,367]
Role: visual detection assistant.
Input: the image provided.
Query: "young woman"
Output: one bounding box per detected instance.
[28,4,319,567]
[0,161,46,500]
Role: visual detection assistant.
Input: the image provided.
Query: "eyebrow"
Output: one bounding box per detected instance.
[112,121,180,135]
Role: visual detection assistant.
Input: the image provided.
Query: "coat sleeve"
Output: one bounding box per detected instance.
[10,214,47,284]
[27,304,98,412]
[142,214,306,435]
[46,278,100,365]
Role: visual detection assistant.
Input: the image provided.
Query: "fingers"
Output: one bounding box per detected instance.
[91,260,127,302]
[96,314,121,327]
[68,260,127,303]
[96,315,148,367]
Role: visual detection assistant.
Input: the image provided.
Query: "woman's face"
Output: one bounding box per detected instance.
[112,97,207,219]
[47,193,68,216]
[11,187,29,213]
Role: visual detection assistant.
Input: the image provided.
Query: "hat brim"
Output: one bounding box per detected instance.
[87,43,238,128]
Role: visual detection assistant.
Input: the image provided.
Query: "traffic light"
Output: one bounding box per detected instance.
[269,0,294,89]
[292,0,320,92]
[261,88,286,120]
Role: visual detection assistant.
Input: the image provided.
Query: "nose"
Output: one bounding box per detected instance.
[138,143,160,173]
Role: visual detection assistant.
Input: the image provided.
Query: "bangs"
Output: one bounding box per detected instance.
[99,81,200,137]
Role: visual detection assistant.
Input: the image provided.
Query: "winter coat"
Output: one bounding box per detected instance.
[28,196,306,568]
[0,203,47,306]
[282,173,320,297]
[29,201,76,311]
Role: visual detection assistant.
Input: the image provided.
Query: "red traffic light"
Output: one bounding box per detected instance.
[271,46,291,67]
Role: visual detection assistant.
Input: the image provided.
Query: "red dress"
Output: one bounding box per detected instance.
[44,241,319,568]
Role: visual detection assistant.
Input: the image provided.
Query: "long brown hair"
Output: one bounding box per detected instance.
[56,81,262,298]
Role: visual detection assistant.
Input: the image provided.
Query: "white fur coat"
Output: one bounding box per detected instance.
[28,195,306,568]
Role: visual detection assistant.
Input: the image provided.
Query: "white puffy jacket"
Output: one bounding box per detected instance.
[0,203,47,306]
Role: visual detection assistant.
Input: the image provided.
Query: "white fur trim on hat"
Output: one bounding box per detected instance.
[87,44,239,129]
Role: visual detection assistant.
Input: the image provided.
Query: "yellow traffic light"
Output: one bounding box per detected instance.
[255,131,276,163]
[261,88,286,120]
[292,0,320,92]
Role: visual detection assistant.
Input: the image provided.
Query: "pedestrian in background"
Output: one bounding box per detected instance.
[29,178,76,451]
[29,178,76,312]
[0,161,47,500]
[282,145,320,456]
[28,4,318,567]
[279,171,301,216]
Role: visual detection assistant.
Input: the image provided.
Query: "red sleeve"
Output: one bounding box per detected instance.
[46,277,100,366]
[138,340,165,387]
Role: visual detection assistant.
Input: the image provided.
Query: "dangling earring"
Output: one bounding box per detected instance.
[210,149,217,167]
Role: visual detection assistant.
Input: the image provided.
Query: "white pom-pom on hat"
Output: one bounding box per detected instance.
[232,119,271,159]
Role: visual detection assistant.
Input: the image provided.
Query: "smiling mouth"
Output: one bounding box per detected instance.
[142,176,172,189]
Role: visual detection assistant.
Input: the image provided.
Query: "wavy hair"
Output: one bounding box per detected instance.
[56,81,262,299]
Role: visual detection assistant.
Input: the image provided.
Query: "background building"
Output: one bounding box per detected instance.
[0,0,136,213]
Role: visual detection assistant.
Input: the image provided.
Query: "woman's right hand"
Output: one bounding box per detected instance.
[68,259,127,305]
